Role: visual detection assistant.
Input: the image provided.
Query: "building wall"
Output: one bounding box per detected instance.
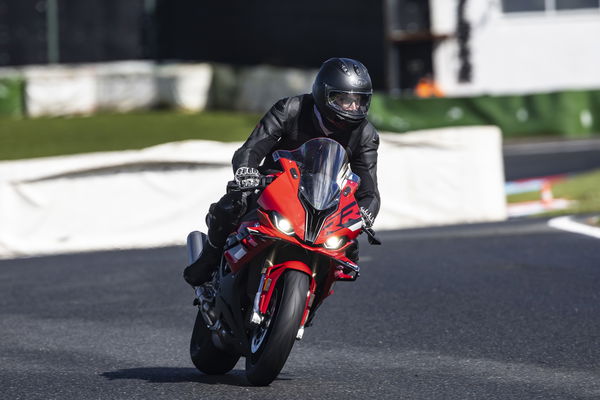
[430,0,600,96]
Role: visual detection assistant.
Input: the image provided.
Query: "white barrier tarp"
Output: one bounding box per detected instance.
[0,141,239,259]
[0,126,506,259]
[24,65,97,117]
[376,126,507,229]
[94,61,157,112]
[157,63,213,111]
[234,66,318,113]
[19,62,319,116]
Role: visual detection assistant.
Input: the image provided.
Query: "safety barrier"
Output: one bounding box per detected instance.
[369,90,600,138]
[0,73,24,117]
[3,61,599,140]
[0,126,505,259]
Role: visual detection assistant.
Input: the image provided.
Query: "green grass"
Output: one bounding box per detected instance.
[507,169,600,215]
[0,111,260,160]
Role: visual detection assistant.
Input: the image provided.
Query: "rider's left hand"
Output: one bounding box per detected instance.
[359,206,374,229]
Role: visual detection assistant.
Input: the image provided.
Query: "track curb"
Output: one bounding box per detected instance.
[548,216,600,240]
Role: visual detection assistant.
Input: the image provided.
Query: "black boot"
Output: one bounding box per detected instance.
[184,191,246,286]
[183,242,221,286]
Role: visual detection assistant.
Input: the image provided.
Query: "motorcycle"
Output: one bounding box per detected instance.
[186,137,380,386]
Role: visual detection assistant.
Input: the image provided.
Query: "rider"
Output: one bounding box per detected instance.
[184,57,381,287]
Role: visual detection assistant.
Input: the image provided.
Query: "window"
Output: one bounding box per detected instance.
[502,0,600,13]
[556,0,599,9]
[503,0,545,13]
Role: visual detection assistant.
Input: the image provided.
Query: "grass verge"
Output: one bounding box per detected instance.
[507,169,600,216]
[0,111,260,161]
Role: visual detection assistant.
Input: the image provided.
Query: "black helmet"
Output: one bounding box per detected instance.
[312,58,372,128]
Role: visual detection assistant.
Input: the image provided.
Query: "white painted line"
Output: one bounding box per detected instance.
[548,216,600,240]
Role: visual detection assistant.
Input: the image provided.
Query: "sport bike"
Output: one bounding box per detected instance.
[186,137,380,386]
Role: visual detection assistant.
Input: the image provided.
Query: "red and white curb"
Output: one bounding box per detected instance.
[548,216,600,240]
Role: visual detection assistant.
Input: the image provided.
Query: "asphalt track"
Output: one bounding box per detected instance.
[503,138,600,180]
[1,218,600,399]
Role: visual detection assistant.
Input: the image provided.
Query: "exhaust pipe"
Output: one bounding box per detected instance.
[187,231,207,265]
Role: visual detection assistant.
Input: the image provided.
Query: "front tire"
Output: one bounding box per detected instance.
[245,269,309,386]
[190,310,240,375]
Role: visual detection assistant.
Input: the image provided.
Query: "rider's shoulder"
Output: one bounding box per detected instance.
[358,120,380,147]
[271,95,306,114]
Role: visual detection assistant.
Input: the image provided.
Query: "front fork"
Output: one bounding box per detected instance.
[250,248,317,340]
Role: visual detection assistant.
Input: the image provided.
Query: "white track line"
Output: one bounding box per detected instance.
[548,216,600,240]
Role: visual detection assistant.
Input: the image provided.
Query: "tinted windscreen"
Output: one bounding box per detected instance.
[273,138,349,210]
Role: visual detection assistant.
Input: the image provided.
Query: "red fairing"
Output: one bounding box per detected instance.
[257,159,306,241]
[257,159,362,247]
[316,179,362,245]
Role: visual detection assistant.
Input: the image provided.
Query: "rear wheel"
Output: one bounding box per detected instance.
[190,310,240,374]
[245,270,309,386]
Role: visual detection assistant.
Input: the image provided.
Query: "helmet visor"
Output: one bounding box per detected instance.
[327,91,371,118]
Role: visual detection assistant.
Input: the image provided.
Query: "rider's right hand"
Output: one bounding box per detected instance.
[234,167,262,188]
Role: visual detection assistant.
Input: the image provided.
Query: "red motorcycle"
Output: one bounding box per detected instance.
[186,137,380,386]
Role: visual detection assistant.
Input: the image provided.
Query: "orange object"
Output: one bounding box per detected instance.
[415,77,445,98]
[541,181,554,207]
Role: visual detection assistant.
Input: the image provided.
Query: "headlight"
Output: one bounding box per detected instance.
[273,213,295,236]
[324,236,345,249]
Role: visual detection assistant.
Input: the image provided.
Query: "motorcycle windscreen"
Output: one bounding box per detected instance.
[273,138,349,211]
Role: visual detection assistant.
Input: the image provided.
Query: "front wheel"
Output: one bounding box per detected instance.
[245,269,309,386]
[190,310,240,375]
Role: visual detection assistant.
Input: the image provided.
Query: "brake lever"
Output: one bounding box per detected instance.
[364,227,382,245]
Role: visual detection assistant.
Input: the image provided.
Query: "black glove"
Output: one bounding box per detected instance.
[360,207,381,245]
[234,167,261,188]
[360,206,374,229]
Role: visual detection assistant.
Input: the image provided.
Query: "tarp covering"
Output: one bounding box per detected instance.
[370,90,600,138]
[156,63,213,111]
[24,65,97,117]
[95,61,157,112]
[0,74,24,117]
[0,127,505,259]
[234,66,317,113]
[20,61,214,116]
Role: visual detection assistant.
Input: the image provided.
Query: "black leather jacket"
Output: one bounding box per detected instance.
[232,94,380,219]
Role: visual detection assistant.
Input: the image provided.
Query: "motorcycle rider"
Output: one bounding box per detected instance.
[184,57,380,287]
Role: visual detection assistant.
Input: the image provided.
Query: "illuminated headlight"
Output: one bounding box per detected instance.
[324,236,345,249]
[273,213,295,236]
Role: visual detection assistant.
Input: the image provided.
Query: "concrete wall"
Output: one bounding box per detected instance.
[430,0,600,96]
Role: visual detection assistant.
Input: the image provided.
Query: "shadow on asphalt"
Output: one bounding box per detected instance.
[101,367,253,386]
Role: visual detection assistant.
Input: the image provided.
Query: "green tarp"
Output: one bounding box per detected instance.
[369,89,600,138]
[0,77,24,117]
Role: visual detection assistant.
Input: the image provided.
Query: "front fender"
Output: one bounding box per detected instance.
[259,261,316,319]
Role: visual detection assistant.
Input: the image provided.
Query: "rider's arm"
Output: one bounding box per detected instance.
[351,124,381,221]
[232,98,289,172]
